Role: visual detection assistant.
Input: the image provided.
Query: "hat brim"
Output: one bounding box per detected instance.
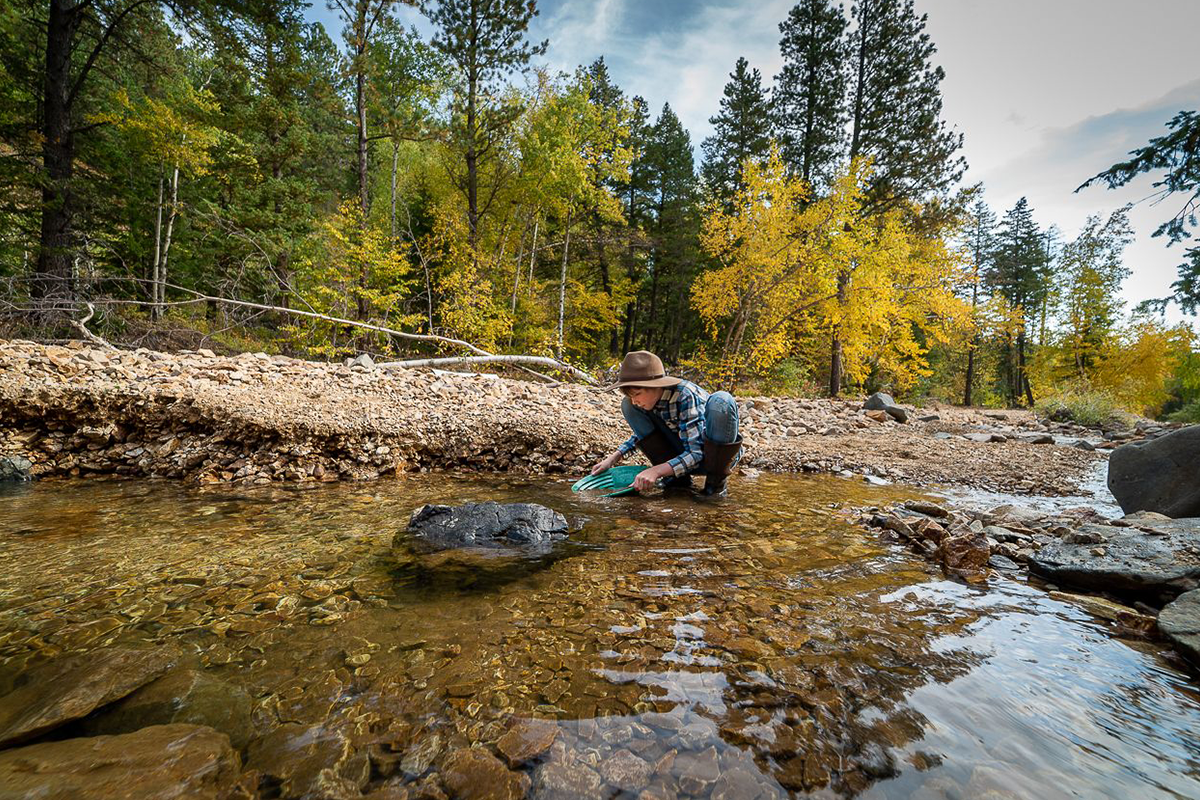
[605,375,682,391]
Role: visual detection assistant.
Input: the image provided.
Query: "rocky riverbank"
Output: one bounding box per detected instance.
[852,498,1200,668]
[0,339,1115,494]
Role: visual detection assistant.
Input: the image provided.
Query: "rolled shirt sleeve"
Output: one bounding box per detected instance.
[617,435,639,457]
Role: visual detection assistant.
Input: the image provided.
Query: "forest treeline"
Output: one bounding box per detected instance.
[3,0,1199,417]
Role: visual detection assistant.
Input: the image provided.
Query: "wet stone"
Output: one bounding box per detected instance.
[441,747,531,800]
[80,667,254,749]
[496,717,559,766]
[673,745,720,794]
[0,723,241,800]
[599,748,653,792]
[533,760,605,800]
[0,646,179,748]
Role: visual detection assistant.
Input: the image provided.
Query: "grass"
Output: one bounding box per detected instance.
[1036,388,1135,429]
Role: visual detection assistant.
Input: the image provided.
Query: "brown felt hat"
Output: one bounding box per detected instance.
[606,351,682,391]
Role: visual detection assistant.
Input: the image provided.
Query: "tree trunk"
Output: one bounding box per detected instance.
[963,274,978,406]
[828,269,849,396]
[557,211,571,360]
[390,139,399,241]
[154,163,181,320]
[848,0,870,162]
[151,168,164,307]
[34,0,83,307]
[526,215,538,296]
[1017,331,1035,407]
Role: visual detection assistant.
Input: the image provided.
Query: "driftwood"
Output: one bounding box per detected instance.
[16,282,596,386]
[376,355,598,385]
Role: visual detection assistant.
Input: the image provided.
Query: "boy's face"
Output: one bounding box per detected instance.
[624,385,665,411]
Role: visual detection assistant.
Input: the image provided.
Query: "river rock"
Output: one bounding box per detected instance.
[1030,519,1200,602]
[599,748,652,792]
[0,723,242,799]
[0,646,179,748]
[441,748,530,800]
[533,761,605,800]
[401,502,568,552]
[496,717,559,766]
[80,668,254,749]
[1158,588,1200,665]
[1108,426,1200,517]
[0,455,32,481]
[862,392,907,423]
[246,721,370,799]
[937,531,991,581]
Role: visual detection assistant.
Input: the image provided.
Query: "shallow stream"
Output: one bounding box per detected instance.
[1,474,1198,798]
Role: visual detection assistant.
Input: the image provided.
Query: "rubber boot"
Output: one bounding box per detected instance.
[701,436,743,497]
[636,430,693,489]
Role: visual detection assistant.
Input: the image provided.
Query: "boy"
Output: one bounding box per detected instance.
[590,351,743,497]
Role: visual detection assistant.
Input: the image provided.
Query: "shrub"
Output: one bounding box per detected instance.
[1036,387,1134,429]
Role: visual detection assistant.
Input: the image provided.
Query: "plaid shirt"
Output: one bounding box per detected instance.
[618,380,709,477]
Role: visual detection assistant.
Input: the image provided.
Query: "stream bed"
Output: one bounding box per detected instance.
[1,473,1198,798]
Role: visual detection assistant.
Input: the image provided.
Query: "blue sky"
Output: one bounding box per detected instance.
[306,0,1200,321]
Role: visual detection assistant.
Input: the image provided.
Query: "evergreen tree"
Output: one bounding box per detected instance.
[639,103,701,360]
[988,197,1051,406]
[1080,110,1199,313]
[619,94,653,354]
[846,0,965,211]
[962,197,996,406]
[425,0,547,248]
[700,57,773,205]
[773,0,848,190]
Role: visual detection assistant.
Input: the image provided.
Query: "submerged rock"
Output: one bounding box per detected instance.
[0,646,178,748]
[1158,588,1200,665]
[1109,427,1200,517]
[401,502,568,553]
[441,747,530,800]
[80,668,254,749]
[1030,519,1200,602]
[496,717,558,767]
[937,531,991,581]
[0,723,241,799]
[0,455,32,481]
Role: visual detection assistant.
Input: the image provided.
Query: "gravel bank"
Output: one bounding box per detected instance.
[0,339,1101,493]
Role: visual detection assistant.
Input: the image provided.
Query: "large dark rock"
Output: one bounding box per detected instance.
[1029,519,1200,602]
[0,646,179,748]
[862,392,907,423]
[0,455,32,482]
[1108,426,1200,517]
[0,723,242,799]
[80,668,254,749]
[1158,588,1200,666]
[400,502,568,553]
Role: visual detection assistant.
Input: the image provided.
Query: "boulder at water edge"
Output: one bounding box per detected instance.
[1158,588,1200,666]
[0,455,32,481]
[0,723,242,799]
[1108,426,1200,517]
[401,502,568,553]
[1029,519,1200,602]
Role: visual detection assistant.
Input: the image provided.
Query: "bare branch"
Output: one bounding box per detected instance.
[377,355,596,385]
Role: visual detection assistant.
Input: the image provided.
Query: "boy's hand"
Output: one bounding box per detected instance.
[633,463,674,492]
[590,450,622,476]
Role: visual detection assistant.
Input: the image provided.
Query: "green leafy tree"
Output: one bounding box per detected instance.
[962,197,995,405]
[701,57,773,205]
[773,0,848,190]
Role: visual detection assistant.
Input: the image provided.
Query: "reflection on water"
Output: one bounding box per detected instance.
[0,473,1198,798]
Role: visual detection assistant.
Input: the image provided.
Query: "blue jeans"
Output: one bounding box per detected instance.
[621,391,740,473]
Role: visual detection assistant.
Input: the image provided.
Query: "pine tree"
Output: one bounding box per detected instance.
[962,198,995,406]
[773,0,848,190]
[700,57,773,205]
[846,0,965,211]
[639,103,700,360]
[619,94,653,354]
[1080,110,1200,314]
[988,197,1051,406]
[425,0,547,248]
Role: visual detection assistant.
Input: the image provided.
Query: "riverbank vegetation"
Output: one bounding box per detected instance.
[2,0,1197,418]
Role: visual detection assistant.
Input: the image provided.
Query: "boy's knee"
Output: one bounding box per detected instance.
[708,392,737,416]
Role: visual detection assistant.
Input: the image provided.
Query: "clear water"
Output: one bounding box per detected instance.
[0,473,1197,798]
